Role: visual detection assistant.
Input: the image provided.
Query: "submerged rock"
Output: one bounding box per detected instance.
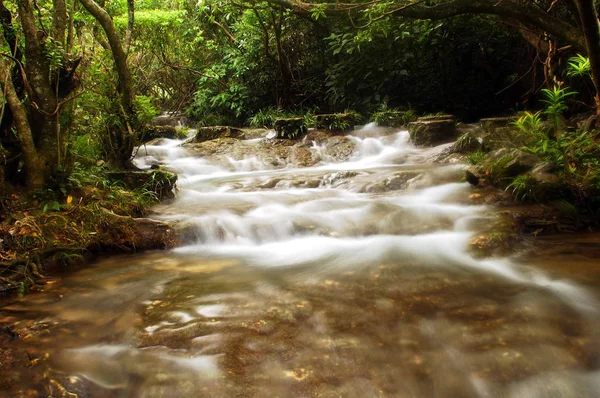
[362,171,421,193]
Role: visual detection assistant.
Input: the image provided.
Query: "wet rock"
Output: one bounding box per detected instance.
[323,136,356,161]
[107,169,177,200]
[362,172,420,193]
[291,179,321,188]
[140,125,179,143]
[408,118,457,146]
[531,162,560,185]
[87,211,177,251]
[479,148,538,180]
[259,178,282,189]
[480,116,517,133]
[288,145,317,167]
[303,180,321,188]
[242,128,270,139]
[274,118,307,139]
[192,126,245,143]
[304,130,337,144]
[451,130,484,153]
[322,171,361,188]
[495,149,538,177]
[465,166,481,186]
[185,137,241,156]
[418,114,457,122]
[128,217,177,250]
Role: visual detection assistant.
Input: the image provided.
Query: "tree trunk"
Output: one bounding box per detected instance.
[0,59,44,189]
[574,0,600,115]
[17,0,61,181]
[125,0,134,54]
[53,0,68,45]
[66,0,76,53]
[78,0,134,113]
[79,0,137,168]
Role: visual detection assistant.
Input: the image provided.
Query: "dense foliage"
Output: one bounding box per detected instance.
[0,0,598,196]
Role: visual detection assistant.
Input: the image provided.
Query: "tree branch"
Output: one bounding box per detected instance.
[264,0,585,52]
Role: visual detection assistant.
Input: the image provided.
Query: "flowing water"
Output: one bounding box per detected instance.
[3,125,600,397]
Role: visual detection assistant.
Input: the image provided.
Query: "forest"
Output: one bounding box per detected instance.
[0,0,597,188]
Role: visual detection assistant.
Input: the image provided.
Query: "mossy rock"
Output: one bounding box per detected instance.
[408,119,457,146]
[480,116,517,132]
[417,114,457,122]
[371,110,407,127]
[192,126,245,143]
[274,118,307,139]
[108,169,177,200]
[140,125,179,144]
[451,131,484,153]
[314,113,357,132]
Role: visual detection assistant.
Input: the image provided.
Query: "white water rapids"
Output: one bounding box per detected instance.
[4,124,600,397]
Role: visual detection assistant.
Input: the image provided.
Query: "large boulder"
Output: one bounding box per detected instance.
[489,148,538,178]
[530,162,560,185]
[450,130,484,153]
[192,126,245,143]
[466,148,540,188]
[480,116,517,133]
[408,117,457,146]
[140,125,179,144]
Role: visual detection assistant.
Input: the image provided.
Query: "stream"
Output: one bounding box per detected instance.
[2,125,600,397]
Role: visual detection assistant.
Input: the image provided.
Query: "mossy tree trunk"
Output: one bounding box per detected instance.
[79,0,138,169]
[0,0,83,191]
[0,58,44,189]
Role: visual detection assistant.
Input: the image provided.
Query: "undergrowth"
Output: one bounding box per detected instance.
[0,163,162,294]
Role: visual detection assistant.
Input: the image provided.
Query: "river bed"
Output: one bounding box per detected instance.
[2,125,600,397]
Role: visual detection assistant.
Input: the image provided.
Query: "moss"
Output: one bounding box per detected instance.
[274,118,308,139]
[0,180,175,295]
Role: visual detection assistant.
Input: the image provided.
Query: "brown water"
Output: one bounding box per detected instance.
[2,126,600,397]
